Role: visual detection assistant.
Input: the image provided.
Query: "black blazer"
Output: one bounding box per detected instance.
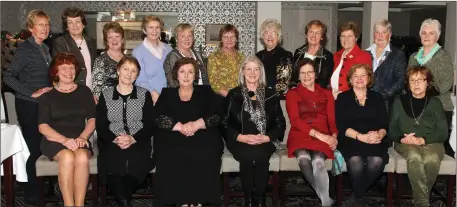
[221,86,286,145]
[368,45,407,102]
[51,33,98,85]
[292,45,334,89]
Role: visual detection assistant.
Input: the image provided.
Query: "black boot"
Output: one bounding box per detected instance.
[257,196,266,207]
[244,195,252,207]
[108,175,131,207]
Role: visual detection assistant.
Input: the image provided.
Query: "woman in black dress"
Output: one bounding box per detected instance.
[96,56,154,206]
[222,55,286,206]
[335,64,389,207]
[153,58,224,206]
[38,52,96,206]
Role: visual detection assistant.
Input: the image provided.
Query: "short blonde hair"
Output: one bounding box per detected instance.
[420,18,441,38]
[174,23,194,37]
[238,55,266,87]
[347,64,374,88]
[26,10,50,29]
[373,19,392,34]
[141,15,164,32]
[260,19,282,37]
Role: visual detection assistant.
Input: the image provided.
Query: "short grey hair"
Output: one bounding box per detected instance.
[373,19,392,34]
[420,18,441,38]
[238,55,267,87]
[260,19,282,42]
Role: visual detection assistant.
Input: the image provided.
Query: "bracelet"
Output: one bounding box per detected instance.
[355,133,359,140]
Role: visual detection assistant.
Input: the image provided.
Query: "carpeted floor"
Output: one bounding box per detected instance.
[1,174,454,207]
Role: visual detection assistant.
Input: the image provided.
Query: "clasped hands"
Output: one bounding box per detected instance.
[315,132,338,150]
[61,137,89,151]
[357,131,383,144]
[237,134,270,145]
[112,134,137,149]
[173,119,205,137]
[400,133,425,145]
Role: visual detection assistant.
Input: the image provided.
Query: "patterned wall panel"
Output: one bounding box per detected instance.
[2,1,257,56]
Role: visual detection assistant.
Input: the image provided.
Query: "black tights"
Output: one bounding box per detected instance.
[108,174,139,204]
[239,159,270,197]
[346,156,386,198]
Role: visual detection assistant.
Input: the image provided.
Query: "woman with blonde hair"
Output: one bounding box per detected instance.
[133,15,172,102]
[256,19,293,95]
[2,10,53,205]
[222,55,286,206]
[164,23,209,87]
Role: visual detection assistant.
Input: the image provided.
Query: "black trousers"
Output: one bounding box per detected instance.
[231,143,275,197]
[108,174,139,203]
[444,111,454,155]
[15,98,41,202]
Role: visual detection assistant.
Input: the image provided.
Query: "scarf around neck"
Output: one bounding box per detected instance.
[415,43,441,65]
[241,87,267,134]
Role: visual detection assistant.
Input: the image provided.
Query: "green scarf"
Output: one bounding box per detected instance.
[415,43,441,65]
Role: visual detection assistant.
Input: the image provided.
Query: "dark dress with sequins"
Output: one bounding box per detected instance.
[92,52,119,96]
[153,85,224,206]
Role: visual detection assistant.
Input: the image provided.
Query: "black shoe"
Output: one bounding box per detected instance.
[116,199,133,207]
[244,196,252,207]
[257,196,266,207]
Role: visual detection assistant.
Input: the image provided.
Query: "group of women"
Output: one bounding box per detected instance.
[2,6,454,207]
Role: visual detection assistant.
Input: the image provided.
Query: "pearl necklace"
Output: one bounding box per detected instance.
[56,83,76,92]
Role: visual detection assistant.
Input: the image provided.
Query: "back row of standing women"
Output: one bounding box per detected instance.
[2,7,454,207]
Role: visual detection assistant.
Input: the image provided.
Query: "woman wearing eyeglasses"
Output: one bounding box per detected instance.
[255,19,293,96]
[389,65,448,207]
[292,20,334,89]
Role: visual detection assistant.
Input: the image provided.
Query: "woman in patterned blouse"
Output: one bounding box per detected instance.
[207,24,245,97]
[91,22,125,103]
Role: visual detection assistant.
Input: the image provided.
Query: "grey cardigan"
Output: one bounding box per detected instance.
[408,48,455,111]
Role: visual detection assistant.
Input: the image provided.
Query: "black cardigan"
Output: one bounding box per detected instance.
[292,45,334,89]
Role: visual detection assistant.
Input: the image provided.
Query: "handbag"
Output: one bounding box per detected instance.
[331,150,345,176]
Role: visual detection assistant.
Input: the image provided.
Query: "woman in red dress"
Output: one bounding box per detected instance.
[286,58,338,206]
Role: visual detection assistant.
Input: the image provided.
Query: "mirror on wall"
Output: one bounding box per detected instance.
[84,11,178,50]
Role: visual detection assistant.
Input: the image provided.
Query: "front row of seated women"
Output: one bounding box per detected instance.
[38,52,448,207]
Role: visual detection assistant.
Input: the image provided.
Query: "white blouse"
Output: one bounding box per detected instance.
[330,56,344,91]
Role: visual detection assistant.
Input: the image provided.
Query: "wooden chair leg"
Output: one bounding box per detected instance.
[38,177,46,207]
[91,174,98,206]
[446,175,455,207]
[279,172,286,206]
[3,157,14,207]
[336,174,343,206]
[395,173,403,206]
[272,172,279,207]
[386,172,394,207]
[223,172,229,207]
[100,184,107,206]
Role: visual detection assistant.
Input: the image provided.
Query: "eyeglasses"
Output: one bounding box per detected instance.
[244,67,260,73]
[307,31,322,36]
[36,23,51,29]
[263,31,279,37]
[300,71,315,76]
[409,79,427,84]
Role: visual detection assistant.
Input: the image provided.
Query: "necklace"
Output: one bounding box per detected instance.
[355,95,367,106]
[76,38,84,50]
[410,96,427,125]
[108,50,124,61]
[309,99,317,108]
[178,49,193,58]
[56,83,76,92]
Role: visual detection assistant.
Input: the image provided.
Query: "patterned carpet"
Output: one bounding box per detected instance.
[1,174,454,207]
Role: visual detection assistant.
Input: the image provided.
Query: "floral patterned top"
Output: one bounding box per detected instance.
[207,49,245,93]
[92,52,119,96]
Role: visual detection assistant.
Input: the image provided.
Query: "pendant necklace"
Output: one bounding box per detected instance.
[410,96,427,125]
[76,38,84,50]
[309,100,317,108]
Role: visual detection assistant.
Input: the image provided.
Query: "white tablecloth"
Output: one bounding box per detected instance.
[1,123,30,182]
